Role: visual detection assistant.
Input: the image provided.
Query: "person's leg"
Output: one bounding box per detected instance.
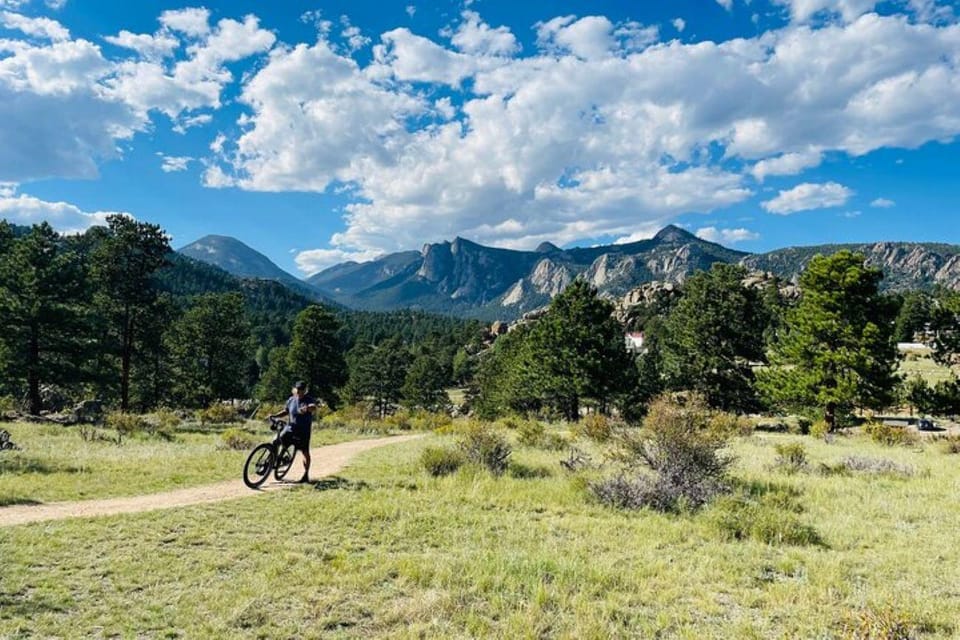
[300,449,311,483]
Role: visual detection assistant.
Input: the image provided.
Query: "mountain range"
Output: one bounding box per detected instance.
[178,226,960,320]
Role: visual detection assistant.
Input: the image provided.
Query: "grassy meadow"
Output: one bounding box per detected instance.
[0,421,374,506]
[2,422,959,638]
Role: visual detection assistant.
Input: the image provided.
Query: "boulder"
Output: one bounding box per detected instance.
[73,399,104,424]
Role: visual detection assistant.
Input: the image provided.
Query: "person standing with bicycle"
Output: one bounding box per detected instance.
[270,381,317,483]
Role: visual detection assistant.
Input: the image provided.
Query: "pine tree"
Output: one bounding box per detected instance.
[342,338,411,417]
[661,264,768,413]
[0,223,89,414]
[758,251,899,427]
[91,215,170,410]
[287,305,347,409]
[167,292,253,406]
[402,353,450,411]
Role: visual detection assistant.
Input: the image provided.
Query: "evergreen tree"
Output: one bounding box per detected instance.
[287,305,347,409]
[0,223,89,413]
[661,264,768,413]
[402,353,450,411]
[343,337,411,417]
[931,289,960,365]
[894,291,933,343]
[168,292,253,406]
[758,251,900,428]
[522,279,634,420]
[255,346,294,402]
[91,215,170,410]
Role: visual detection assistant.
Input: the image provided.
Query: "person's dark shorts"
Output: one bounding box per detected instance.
[280,424,311,452]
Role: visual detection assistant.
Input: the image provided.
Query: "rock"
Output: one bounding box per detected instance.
[73,399,104,424]
[38,385,70,412]
[491,321,509,336]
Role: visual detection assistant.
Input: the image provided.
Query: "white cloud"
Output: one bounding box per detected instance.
[159,7,210,38]
[672,18,686,32]
[762,182,853,214]
[294,247,383,274]
[0,182,16,197]
[696,226,760,244]
[751,151,823,181]
[160,155,192,172]
[104,30,179,59]
[449,10,519,56]
[172,112,212,133]
[0,192,127,233]
[773,0,879,23]
[716,0,733,11]
[870,197,895,207]
[536,15,615,60]
[1,11,69,40]
[405,5,416,18]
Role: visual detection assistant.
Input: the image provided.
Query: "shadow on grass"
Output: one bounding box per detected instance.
[312,476,370,492]
[0,591,70,618]
[0,496,43,507]
[0,457,82,476]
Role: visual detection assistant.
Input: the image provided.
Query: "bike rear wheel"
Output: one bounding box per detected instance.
[243,443,275,489]
[274,443,296,480]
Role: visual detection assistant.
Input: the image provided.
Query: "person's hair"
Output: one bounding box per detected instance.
[293,380,307,391]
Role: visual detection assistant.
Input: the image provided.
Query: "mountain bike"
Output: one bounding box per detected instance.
[242,417,298,489]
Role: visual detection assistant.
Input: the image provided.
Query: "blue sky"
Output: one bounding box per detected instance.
[1,0,959,276]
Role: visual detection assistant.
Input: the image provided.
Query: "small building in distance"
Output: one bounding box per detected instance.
[625,332,645,354]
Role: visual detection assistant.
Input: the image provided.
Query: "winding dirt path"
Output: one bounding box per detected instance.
[0,434,423,528]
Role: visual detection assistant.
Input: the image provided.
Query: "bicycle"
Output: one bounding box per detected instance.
[242,417,298,489]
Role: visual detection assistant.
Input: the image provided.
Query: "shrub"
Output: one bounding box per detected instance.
[596,394,733,512]
[507,461,553,479]
[0,395,17,416]
[457,423,511,475]
[420,446,465,477]
[864,422,918,447]
[150,408,182,433]
[938,435,960,454]
[811,420,831,439]
[840,606,922,640]
[104,411,150,444]
[708,413,754,439]
[774,442,808,472]
[575,413,613,443]
[516,419,546,447]
[197,403,243,426]
[707,490,822,546]
[384,410,413,431]
[408,411,452,432]
[560,447,593,472]
[220,428,257,451]
[820,456,916,478]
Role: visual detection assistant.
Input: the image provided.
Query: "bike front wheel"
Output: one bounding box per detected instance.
[274,443,296,480]
[243,443,275,489]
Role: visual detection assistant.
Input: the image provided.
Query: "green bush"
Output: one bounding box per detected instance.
[507,461,553,479]
[810,420,830,439]
[707,490,822,546]
[596,394,733,512]
[774,442,808,472]
[420,446,465,477]
[150,408,182,433]
[707,413,755,439]
[220,428,257,451]
[819,456,916,478]
[458,423,511,475]
[864,421,918,447]
[516,419,545,447]
[197,403,243,426]
[104,411,151,444]
[0,395,17,415]
[582,413,614,442]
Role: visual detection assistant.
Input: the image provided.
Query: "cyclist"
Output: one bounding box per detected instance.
[270,381,317,483]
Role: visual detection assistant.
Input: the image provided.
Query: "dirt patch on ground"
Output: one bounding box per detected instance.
[0,435,423,528]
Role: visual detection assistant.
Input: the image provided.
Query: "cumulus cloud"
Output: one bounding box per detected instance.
[0,191,127,233]
[716,0,734,11]
[772,0,879,23]
[1,10,69,40]
[751,151,823,181]
[672,18,686,32]
[870,197,895,207]
[762,182,853,214]
[696,226,760,244]
[294,247,384,275]
[0,7,275,184]
[207,10,960,260]
[448,10,519,56]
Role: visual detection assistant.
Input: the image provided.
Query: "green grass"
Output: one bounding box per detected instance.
[898,352,957,385]
[1,430,958,638]
[0,422,374,505]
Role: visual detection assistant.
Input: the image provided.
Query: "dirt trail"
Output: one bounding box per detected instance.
[0,435,423,528]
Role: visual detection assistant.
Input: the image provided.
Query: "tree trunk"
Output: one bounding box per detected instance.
[120,311,133,412]
[27,325,41,415]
